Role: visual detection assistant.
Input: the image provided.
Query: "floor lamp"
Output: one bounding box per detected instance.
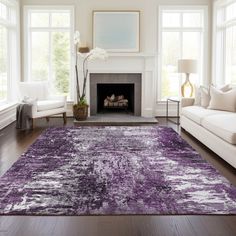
[178,59,197,98]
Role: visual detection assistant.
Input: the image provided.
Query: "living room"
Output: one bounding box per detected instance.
[0,0,236,235]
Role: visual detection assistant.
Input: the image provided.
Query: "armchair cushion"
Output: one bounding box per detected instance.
[48,95,67,102]
[19,82,67,118]
[202,114,236,144]
[37,100,65,112]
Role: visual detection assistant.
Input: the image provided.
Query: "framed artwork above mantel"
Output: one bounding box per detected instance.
[93,10,140,52]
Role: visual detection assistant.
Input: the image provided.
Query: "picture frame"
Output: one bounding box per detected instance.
[93,11,140,52]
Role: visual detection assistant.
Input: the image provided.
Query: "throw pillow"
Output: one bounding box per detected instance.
[200,86,210,108]
[220,84,232,92]
[194,85,201,106]
[208,86,236,112]
[211,84,232,92]
[199,84,232,108]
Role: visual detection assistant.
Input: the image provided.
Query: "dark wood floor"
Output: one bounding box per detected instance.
[0,117,236,236]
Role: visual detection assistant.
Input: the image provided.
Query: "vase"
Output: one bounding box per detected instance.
[73,105,89,121]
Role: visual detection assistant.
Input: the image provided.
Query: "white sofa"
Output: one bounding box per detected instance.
[181,98,236,168]
[19,82,67,128]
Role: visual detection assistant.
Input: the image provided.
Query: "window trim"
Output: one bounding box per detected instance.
[24,5,75,101]
[0,0,20,106]
[157,5,208,102]
[212,0,236,85]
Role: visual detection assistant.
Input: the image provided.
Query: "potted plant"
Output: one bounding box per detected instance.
[73,31,108,121]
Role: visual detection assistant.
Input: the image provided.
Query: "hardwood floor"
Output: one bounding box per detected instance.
[0,117,236,236]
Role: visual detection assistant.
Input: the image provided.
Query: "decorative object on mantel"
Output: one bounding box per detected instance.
[73,31,108,121]
[178,59,198,98]
[79,47,90,53]
[93,11,140,52]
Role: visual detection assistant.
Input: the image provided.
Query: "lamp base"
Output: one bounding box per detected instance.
[181,74,194,98]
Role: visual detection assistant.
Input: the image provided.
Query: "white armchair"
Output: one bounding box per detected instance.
[18,82,67,128]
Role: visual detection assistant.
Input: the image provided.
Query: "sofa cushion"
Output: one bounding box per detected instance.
[202,114,236,144]
[181,106,229,125]
[37,100,65,112]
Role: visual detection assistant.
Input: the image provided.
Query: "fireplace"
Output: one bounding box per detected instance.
[97,83,134,113]
[90,73,141,116]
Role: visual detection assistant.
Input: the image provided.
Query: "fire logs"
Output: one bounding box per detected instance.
[104,94,128,108]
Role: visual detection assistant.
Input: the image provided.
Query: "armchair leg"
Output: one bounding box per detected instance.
[31,118,35,129]
[46,117,50,122]
[63,112,67,124]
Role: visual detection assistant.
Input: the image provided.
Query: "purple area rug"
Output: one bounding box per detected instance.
[0,126,236,216]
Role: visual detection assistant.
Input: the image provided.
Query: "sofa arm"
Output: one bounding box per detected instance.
[181,98,195,108]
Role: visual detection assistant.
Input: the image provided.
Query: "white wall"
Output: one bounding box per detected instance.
[20,0,212,50]
[20,0,213,117]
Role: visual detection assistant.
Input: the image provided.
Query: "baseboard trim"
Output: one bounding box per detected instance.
[0,113,16,130]
[0,104,17,130]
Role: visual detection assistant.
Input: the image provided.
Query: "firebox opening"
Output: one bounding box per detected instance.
[97,83,135,114]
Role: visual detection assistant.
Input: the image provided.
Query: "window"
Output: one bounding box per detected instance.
[25,6,74,99]
[213,0,236,85]
[0,0,19,105]
[158,7,207,100]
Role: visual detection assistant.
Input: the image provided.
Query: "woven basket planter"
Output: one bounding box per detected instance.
[73,105,89,121]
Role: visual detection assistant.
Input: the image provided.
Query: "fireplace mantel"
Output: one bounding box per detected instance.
[79,52,157,118]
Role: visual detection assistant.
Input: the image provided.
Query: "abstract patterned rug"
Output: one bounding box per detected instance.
[0,126,236,216]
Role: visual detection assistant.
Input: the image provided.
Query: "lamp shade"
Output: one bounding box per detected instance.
[178,59,198,74]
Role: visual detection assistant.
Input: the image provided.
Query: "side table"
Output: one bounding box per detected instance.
[166,97,180,125]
